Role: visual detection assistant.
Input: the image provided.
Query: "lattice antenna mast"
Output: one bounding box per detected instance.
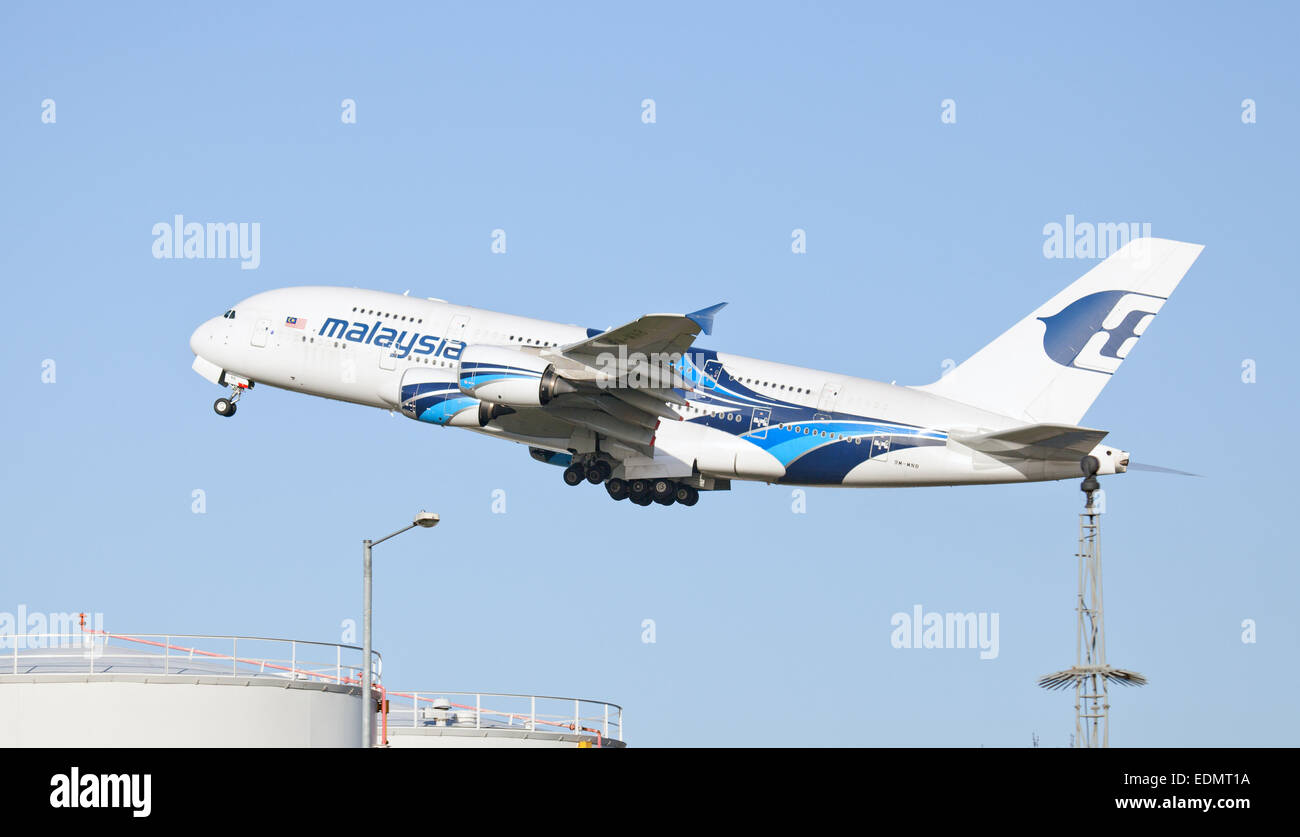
[1038,456,1146,748]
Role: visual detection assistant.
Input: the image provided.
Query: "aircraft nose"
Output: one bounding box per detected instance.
[190,318,215,355]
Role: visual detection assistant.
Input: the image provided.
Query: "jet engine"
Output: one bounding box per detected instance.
[456,345,575,407]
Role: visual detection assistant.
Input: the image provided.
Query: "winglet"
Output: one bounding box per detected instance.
[686,302,727,335]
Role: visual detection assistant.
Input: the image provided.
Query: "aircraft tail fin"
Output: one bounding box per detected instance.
[914,238,1204,424]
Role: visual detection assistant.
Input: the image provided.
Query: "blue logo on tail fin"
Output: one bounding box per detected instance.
[1039,291,1165,374]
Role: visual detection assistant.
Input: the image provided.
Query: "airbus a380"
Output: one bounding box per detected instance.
[189,238,1202,507]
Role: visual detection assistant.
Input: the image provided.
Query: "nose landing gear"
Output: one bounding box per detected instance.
[213,376,252,418]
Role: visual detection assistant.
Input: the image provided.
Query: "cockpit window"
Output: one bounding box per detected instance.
[223,309,236,319]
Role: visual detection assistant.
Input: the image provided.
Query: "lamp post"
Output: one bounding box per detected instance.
[362,510,439,748]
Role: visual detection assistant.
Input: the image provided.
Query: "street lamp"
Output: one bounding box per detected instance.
[362,510,439,748]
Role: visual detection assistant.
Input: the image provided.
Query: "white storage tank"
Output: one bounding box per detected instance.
[383,690,625,748]
[0,631,377,748]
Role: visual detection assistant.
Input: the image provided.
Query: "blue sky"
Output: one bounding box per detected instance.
[2,2,1296,746]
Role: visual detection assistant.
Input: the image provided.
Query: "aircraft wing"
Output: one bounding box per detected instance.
[531,303,727,458]
[949,423,1109,461]
[558,303,726,358]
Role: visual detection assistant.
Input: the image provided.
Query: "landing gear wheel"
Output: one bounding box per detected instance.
[674,485,699,506]
[630,493,653,506]
[214,378,248,417]
[585,465,604,485]
[651,479,674,503]
[606,478,629,501]
[628,479,651,505]
[563,465,584,486]
[653,493,675,506]
[594,460,612,481]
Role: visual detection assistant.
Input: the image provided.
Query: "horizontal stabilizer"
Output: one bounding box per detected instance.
[950,423,1107,461]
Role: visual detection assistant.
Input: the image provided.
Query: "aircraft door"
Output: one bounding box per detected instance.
[815,381,841,418]
[251,319,270,347]
[749,406,772,439]
[446,314,470,344]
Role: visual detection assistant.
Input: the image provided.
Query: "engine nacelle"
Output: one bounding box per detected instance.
[528,446,573,467]
[399,367,481,427]
[457,345,574,407]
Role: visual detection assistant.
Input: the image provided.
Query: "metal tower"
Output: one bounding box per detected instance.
[1038,457,1146,748]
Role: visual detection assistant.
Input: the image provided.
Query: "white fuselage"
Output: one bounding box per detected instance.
[190,286,1125,489]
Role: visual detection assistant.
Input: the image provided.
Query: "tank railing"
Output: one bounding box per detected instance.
[386,690,623,745]
[0,632,381,688]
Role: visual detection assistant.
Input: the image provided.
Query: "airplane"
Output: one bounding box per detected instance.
[189,237,1203,507]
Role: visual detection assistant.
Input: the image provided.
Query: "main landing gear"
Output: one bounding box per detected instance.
[562,460,611,487]
[562,459,699,507]
[213,377,252,418]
